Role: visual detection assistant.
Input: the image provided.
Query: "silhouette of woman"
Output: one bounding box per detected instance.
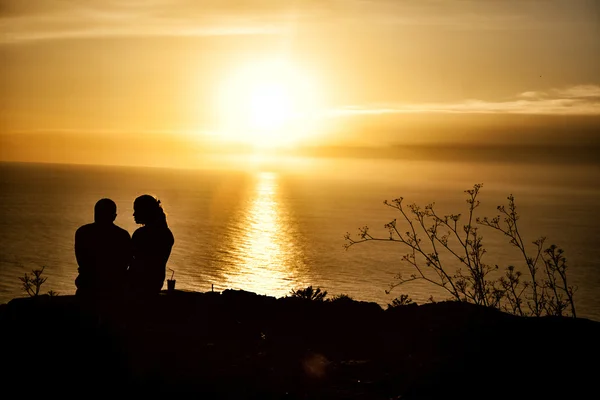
[128,194,174,297]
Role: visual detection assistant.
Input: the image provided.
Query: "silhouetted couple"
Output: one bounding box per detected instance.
[74,195,174,306]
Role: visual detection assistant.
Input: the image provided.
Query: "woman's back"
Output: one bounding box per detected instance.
[128,194,174,296]
[130,223,174,293]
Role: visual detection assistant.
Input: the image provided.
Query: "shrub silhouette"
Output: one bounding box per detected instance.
[328,293,354,303]
[344,184,576,317]
[290,286,328,301]
[387,294,414,309]
[19,266,57,297]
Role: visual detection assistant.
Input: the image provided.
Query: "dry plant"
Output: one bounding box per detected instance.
[344,184,576,317]
[19,266,58,297]
[290,286,328,301]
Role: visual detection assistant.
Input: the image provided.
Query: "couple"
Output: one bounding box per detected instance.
[74,195,174,302]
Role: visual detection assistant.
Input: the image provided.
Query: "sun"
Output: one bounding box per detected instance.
[217,59,321,148]
[249,81,292,131]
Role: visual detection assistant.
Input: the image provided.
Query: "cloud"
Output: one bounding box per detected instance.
[327,0,595,31]
[330,85,600,116]
[0,0,311,43]
[2,0,592,43]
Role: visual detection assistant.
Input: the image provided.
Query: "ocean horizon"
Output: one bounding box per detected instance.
[1,158,599,321]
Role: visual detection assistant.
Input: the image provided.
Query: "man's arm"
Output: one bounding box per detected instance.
[74,227,91,290]
[74,228,86,272]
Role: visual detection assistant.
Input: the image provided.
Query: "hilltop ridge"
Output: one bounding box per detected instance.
[1,289,598,399]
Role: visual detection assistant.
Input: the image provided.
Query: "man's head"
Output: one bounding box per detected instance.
[94,198,117,223]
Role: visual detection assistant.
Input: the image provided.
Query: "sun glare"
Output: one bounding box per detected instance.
[249,82,292,131]
[217,59,321,148]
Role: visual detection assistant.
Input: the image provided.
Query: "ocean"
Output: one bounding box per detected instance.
[1,158,599,321]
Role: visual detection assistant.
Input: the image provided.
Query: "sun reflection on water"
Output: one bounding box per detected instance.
[222,171,304,297]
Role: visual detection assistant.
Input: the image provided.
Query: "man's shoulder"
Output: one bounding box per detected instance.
[111,224,131,240]
[76,223,96,235]
[77,223,130,239]
[112,224,130,234]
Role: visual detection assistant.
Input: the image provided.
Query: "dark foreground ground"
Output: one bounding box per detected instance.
[1,290,599,399]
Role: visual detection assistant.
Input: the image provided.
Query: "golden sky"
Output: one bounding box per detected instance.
[1,0,599,167]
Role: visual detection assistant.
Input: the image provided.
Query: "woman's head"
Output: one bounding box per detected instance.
[133,194,166,225]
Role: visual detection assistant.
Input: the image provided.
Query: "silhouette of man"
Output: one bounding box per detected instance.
[128,194,174,297]
[75,198,131,299]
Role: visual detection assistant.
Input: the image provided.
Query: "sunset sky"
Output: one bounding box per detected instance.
[1,0,599,167]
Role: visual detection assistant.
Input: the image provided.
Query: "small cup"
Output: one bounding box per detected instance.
[167,279,176,292]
